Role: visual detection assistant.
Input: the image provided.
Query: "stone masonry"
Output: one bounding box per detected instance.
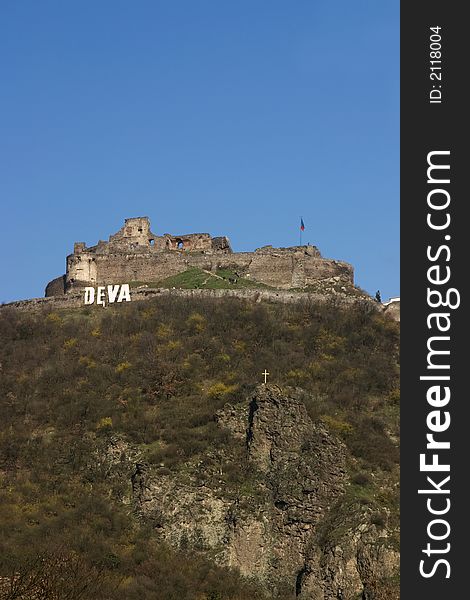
[45,217,354,296]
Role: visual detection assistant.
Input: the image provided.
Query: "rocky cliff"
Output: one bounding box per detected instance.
[127,385,399,599]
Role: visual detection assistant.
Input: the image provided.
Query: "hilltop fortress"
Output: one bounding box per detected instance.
[45,217,354,296]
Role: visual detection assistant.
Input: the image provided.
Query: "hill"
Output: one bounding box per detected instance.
[0,296,399,599]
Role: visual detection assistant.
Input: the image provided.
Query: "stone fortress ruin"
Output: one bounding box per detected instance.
[45,217,354,297]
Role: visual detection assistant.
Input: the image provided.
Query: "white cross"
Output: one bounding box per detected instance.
[262,369,270,384]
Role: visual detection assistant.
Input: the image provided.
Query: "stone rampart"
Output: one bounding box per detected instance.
[4,286,375,314]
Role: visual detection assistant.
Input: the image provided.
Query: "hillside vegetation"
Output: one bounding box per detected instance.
[0,297,399,599]
[129,266,271,290]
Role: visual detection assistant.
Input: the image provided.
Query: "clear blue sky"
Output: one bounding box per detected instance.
[0,1,399,303]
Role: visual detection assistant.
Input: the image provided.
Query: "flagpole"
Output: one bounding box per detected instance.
[299,216,302,246]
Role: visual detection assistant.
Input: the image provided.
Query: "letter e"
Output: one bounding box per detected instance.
[97,286,106,307]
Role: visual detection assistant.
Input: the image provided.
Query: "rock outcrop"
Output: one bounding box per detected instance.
[130,385,399,599]
[383,299,400,322]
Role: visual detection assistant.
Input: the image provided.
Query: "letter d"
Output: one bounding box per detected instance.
[84,287,95,305]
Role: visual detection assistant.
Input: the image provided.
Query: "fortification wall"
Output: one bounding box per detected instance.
[303,258,353,283]
[5,286,375,314]
[64,250,353,293]
[45,275,66,297]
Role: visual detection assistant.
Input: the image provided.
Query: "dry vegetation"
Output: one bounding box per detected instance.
[0,296,399,599]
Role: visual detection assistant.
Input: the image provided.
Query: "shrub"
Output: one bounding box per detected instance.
[207,382,238,399]
[351,472,371,486]
[97,417,113,431]
[370,511,387,528]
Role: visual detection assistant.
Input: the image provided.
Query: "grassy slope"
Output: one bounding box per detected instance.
[130,267,272,290]
[0,297,399,599]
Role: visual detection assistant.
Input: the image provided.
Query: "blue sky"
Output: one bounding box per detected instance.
[0,1,399,303]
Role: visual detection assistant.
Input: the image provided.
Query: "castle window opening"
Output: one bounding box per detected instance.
[177,240,184,249]
[149,239,155,246]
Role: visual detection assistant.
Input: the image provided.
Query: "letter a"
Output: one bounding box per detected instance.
[117,284,131,303]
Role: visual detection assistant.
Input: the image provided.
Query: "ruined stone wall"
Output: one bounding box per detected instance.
[164,233,213,251]
[46,217,354,296]
[104,218,231,254]
[64,250,353,293]
[108,217,158,247]
[66,252,230,290]
[66,248,190,286]
[303,258,353,284]
[246,254,297,288]
[45,275,66,297]
[5,286,376,314]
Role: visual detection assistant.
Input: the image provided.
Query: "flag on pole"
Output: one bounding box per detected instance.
[300,218,305,231]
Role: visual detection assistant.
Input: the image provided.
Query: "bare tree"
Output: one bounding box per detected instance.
[0,548,111,600]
